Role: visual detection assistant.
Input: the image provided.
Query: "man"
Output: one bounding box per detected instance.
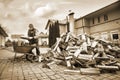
[27,24,40,61]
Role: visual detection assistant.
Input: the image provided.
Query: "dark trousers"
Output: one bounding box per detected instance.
[36,46,40,55]
[29,39,40,56]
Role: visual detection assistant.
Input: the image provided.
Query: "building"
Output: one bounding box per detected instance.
[75,1,120,43]
[45,1,120,46]
[38,32,48,46]
[11,34,24,41]
[45,19,68,35]
[45,19,68,47]
[0,26,8,47]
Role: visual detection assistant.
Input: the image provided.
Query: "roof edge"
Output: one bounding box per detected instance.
[75,0,119,21]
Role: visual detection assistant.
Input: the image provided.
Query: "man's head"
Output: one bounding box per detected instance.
[29,24,34,30]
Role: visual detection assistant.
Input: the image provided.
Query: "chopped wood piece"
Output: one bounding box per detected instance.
[96,65,119,70]
[74,48,82,57]
[64,69,80,74]
[94,57,110,61]
[66,60,71,67]
[80,68,100,75]
[78,54,93,61]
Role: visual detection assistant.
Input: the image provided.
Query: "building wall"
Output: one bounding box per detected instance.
[75,19,83,28]
[90,19,120,34]
[59,25,67,35]
[84,18,90,26]
[75,18,90,35]
[75,4,120,43]
[0,34,6,47]
[89,8,120,26]
[0,34,2,46]
[39,38,48,46]
[108,8,120,20]
[84,27,90,34]
[75,19,84,35]
[89,8,120,43]
[75,27,84,35]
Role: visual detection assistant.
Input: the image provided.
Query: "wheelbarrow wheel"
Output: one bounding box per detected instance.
[26,54,34,62]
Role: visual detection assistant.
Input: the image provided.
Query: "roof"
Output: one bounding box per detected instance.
[39,32,48,38]
[0,26,8,37]
[39,34,48,38]
[76,0,120,21]
[11,34,24,39]
[45,19,67,29]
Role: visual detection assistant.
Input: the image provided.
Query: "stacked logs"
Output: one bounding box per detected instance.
[43,32,120,74]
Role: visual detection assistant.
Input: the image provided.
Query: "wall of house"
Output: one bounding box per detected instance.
[59,25,67,35]
[90,19,120,34]
[108,8,120,20]
[91,28,120,43]
[89,8,120,43]
[39,38,48,46]
[75,19,83,28]
[75,18,84,35]
[75,18,90,35]
[84,18,90,26]
[74,5,120,43]
[75,27,84,35]
[0,34,5,47]
[0,34,2,46]
[3,37,5,46]
[89,8,120,26]
[84,27,90,34]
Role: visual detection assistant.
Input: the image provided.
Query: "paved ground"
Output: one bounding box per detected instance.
[0,47,120,80]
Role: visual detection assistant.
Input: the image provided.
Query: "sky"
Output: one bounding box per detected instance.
[0,0,118,37]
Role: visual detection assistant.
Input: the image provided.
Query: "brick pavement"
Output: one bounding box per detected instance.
[0,59,120,80]
[0,48,120,80]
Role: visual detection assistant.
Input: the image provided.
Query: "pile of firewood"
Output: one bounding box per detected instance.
[43,32,120,74]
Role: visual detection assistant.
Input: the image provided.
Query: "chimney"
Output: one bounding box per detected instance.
[68,12,75,33]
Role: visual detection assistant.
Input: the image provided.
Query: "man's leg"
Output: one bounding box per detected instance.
[35,40,40,56]
[36,47,40,55]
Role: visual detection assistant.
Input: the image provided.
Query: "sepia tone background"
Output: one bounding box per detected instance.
[0,0,117,36]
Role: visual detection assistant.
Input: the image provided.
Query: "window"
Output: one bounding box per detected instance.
[112,34,119,39]
[104,14,108,21]
[98,16,100,23]
[110,30,119,41]
[92,18,94,24]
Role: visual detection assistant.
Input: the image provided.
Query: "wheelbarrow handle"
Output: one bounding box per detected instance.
[21,37,33,40]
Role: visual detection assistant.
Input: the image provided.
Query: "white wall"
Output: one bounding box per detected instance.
[90,19,120,34]
[74,5,120,43]
[75,19,83,28]
[39,38,48,46]
[0,34,6,47]
[59,25,67,35]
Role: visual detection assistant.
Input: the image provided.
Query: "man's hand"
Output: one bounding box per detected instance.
[28,37,33,39]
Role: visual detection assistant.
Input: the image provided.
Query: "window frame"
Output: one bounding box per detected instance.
[92,18,94,24]
[110,30,119,41]
[97,16,100,23]
[104,14,108,21]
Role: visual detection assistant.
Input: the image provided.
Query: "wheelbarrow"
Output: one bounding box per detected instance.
[13,45,37,62]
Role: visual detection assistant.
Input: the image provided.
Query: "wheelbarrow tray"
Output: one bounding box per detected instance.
[13,46,36,53]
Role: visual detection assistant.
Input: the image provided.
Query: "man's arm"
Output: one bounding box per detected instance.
[28,29,31,37]
[35,28,39,36]
[33,29,40,39]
